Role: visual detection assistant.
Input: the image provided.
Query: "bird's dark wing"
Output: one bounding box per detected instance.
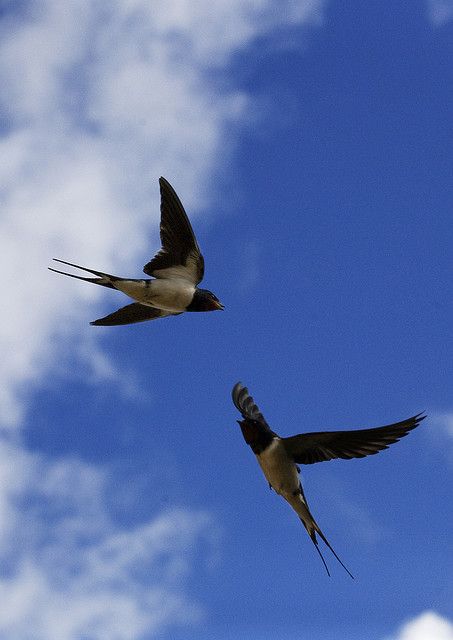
[231,382,276,433]
[90,303,181,326]
[143,177,204,285]
[282,413,425,464]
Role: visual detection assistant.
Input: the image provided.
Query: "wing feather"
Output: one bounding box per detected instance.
[282,413,426,464]
[231,382,270,427]
[143,177,204,284]
[90,303,179,326]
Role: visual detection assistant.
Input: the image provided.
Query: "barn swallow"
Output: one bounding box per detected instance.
[232,382,425,578]
[49,177,223,326]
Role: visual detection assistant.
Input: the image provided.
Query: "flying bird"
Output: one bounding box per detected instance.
[232,382,425,578]
[49,177,223,326]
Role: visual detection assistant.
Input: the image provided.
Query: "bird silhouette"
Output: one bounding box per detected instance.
[49,177,223,325]
[232,382,425,577]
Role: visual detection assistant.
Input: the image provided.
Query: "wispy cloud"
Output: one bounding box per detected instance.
[431,412,453,438]
[427,0,453,25]
[387,610,453,640]
[425,411,453,467]
[0,0,324,428]
[0,439,218,639]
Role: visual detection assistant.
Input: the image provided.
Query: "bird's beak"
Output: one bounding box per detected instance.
[212,300,224,310]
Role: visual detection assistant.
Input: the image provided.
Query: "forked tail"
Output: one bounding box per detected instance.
[306,524,355,580]
[48,259,117,289]
[296,487,354,579]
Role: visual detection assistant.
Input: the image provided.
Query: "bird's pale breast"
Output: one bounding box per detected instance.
[257,438,300,496]
[115,278,195,312]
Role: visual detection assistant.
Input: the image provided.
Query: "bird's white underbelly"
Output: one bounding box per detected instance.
[115,278,195,312]
[257,438,300,496]
[147,278,195,311]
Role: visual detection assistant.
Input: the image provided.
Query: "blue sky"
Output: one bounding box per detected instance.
[0,1,452,639]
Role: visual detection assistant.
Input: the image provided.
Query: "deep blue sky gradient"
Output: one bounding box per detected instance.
[17,2,453,638]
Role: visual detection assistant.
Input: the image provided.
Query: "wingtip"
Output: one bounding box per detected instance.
[231,381,245,404]
[413,412,427,426]
[232,382,250,414]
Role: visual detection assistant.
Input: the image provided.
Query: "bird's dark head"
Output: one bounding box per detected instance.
[187,288,224,312]
[237,419,259,445]
[232,382,274,454]
[237,419,273,454]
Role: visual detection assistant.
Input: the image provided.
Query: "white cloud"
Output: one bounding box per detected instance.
[0,0,325,428]
[0,3,325,634]
[427,0,453,25]
[432,412,453,438]
[389,611,453,640]
[0,439,218,639]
